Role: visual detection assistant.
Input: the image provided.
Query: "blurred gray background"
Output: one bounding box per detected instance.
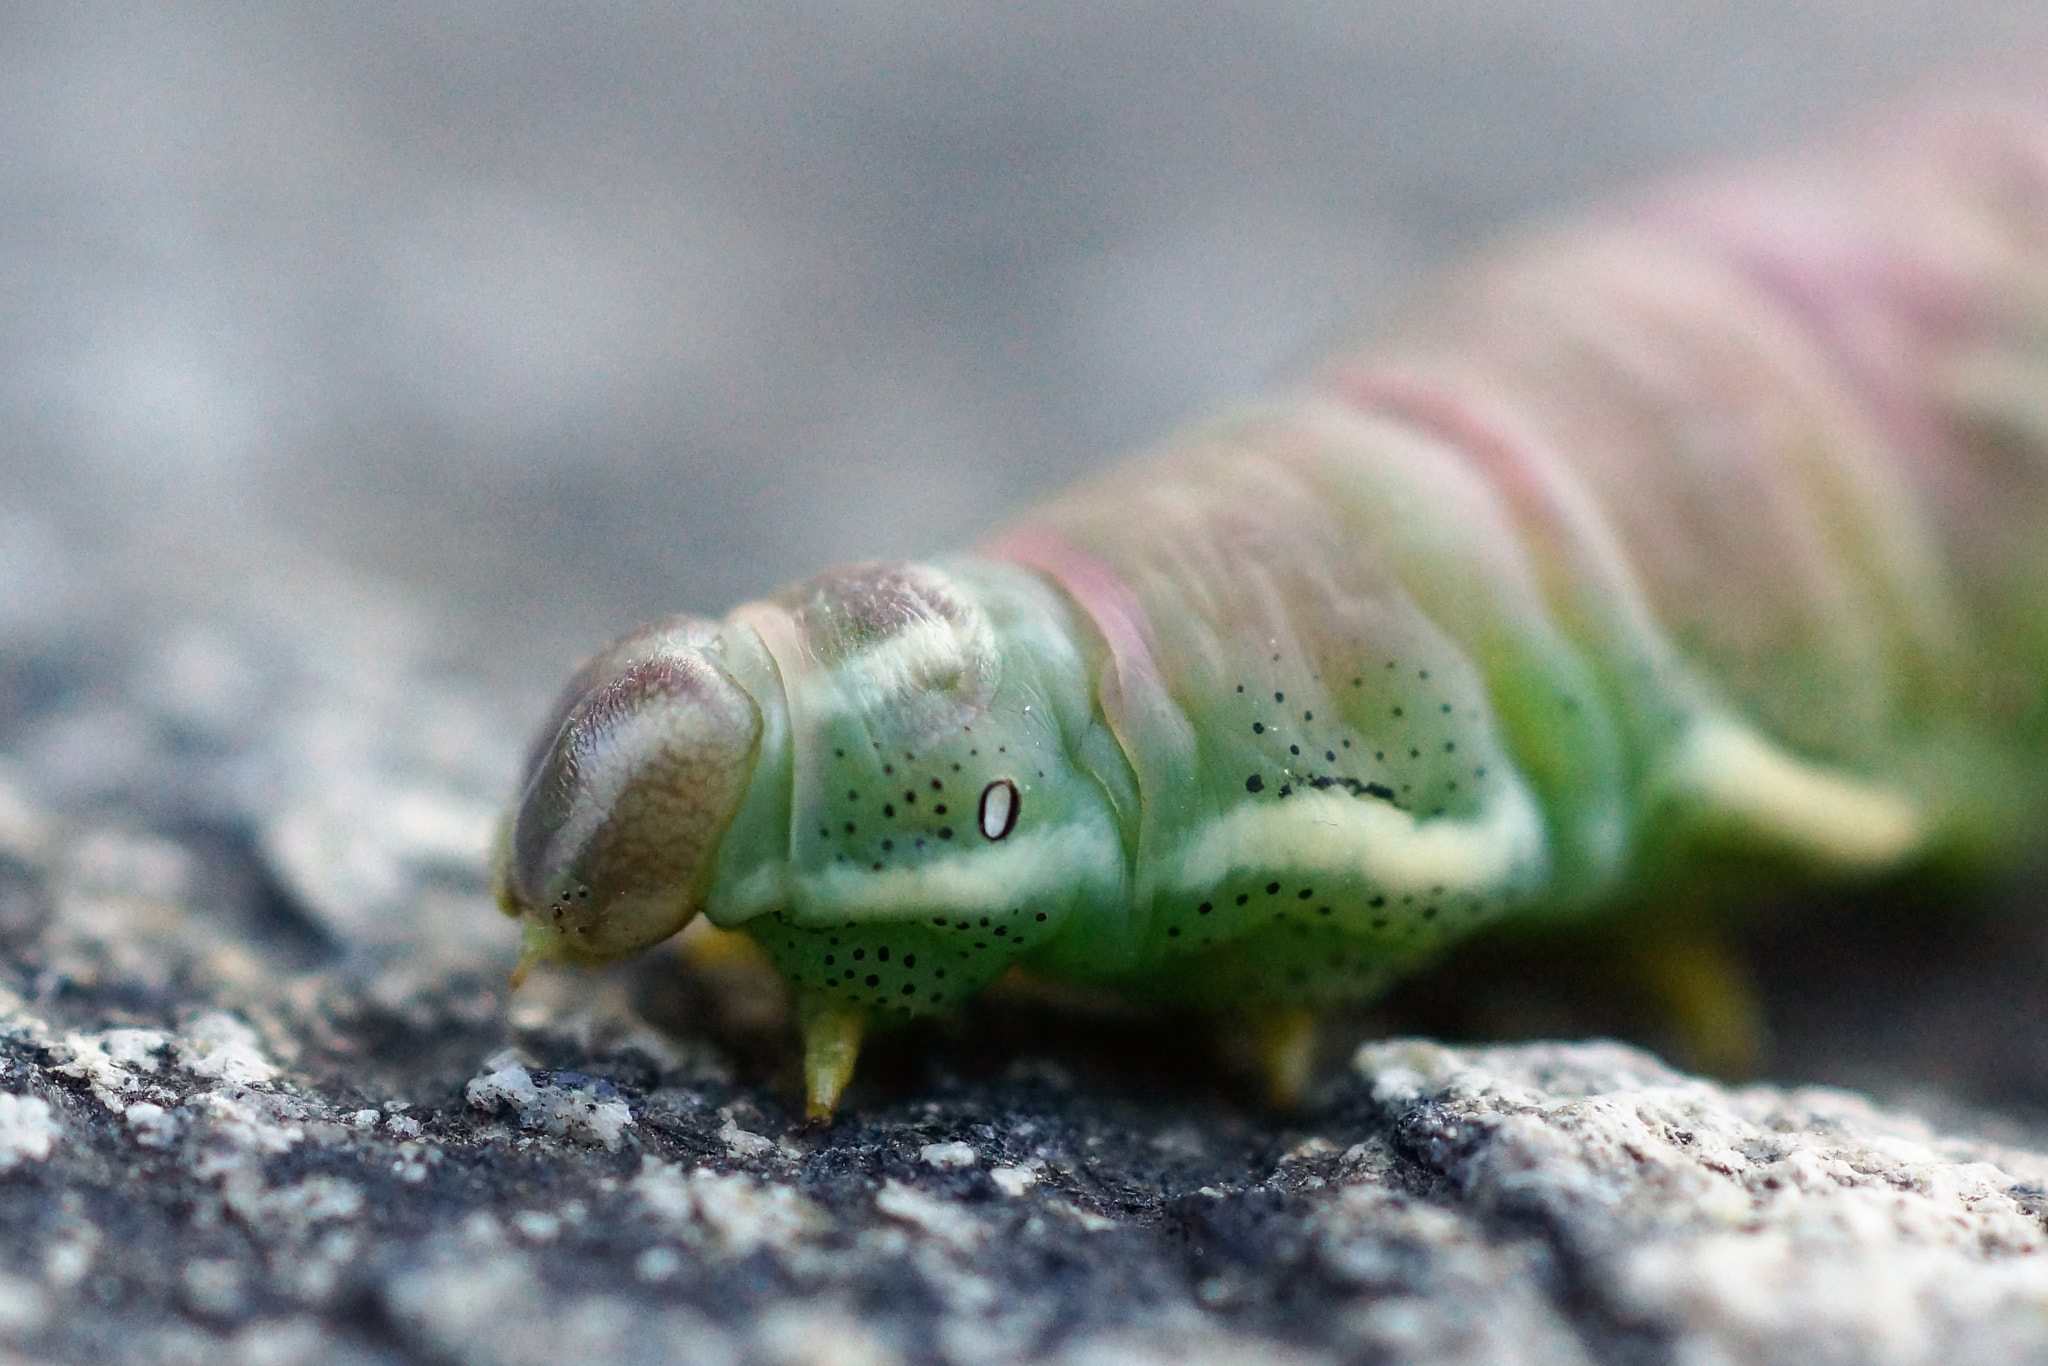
[6,3,2047,690]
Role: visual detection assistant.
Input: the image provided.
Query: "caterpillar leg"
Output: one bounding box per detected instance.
[674,917,778,972]
[1250,1006,1320,1111]
[1620,920,1767,1078]
[797,992,866,1121]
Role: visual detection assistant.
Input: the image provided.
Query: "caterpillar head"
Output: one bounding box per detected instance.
[496,559,1128,1011]
[494,616,762,980]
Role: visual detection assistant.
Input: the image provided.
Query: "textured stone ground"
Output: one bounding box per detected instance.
[3,527,2048,1366]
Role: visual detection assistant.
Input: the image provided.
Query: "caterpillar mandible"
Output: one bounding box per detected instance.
[494,96,2048,1119]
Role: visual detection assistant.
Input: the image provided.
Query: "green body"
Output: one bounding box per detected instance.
[497,99,2048,1036]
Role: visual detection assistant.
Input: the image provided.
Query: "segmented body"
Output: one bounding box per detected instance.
[500,96,2048,1054]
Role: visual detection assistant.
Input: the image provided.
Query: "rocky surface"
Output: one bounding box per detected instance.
[3,528,2048,1365]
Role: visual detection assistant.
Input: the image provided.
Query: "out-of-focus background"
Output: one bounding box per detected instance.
[8,3,2045,689]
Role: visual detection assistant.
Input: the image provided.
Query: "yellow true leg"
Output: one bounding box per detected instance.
[1620,921,1767,1078]
[797,992,867,1122]
[1251,1006,1320,1112]
[674,918,777,972]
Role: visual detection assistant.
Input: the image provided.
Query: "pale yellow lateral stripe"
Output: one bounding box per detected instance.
[1169,779,1549,899]
[787,824,1124,923]
[1663,718,1922,871]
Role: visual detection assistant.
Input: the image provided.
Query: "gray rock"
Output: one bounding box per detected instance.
[1362,1040,2048,1366]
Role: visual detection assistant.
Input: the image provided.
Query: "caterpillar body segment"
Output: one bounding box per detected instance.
[494,98,2048,1116]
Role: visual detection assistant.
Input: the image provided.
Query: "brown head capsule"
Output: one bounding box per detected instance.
[493,615,762,981]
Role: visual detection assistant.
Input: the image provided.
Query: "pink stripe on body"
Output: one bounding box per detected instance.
[981,525,1168,701]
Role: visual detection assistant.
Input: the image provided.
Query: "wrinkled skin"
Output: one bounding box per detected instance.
[495,616,761,975]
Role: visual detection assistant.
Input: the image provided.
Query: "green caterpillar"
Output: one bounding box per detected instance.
[495,98,2048,1117]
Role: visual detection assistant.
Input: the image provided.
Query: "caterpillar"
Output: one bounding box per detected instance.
[494,96,2048,1119]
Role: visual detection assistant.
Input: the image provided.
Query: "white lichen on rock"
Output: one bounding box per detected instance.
[0,1093,58,1172]
[465,1053,634,1150]
[123,1101,178,1148]
[919,1140,978,1170]
[385,1234,740,1366]
[54,1026,169,1113]
[177,1013,280,1085]
[631,1156,825,1257]
[988,1163,1039,1196]
[875,1179,987,1251]
[715,1108,778,1159]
